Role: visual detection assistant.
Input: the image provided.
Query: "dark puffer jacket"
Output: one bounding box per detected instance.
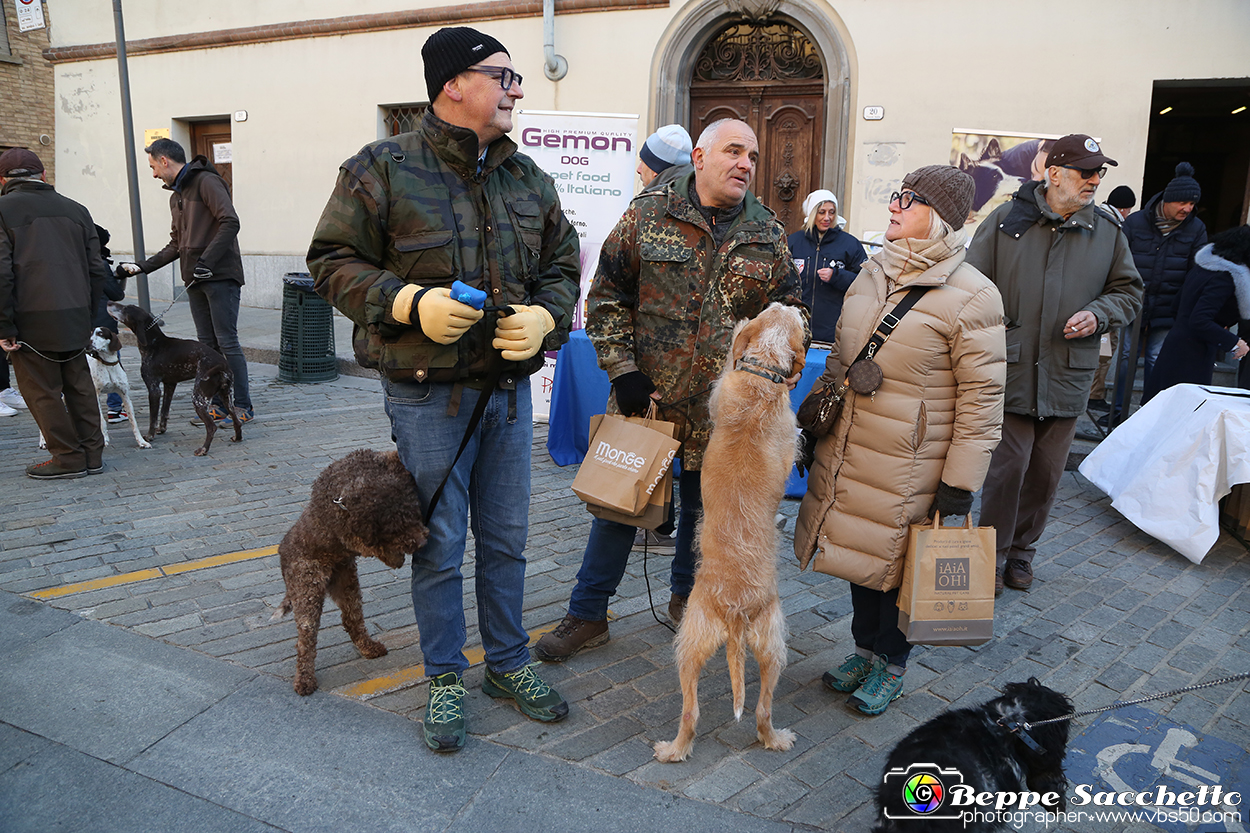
[785,227,866,342]
[1122,192,1207,328]
[140,156,244,287]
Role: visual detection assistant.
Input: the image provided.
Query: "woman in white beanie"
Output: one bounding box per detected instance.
[787,190,867,342]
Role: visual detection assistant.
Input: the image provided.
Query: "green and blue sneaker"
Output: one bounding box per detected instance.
[822,653,878,693]
[482,663,569,723]
[847,662,905,716]
[423,671,467,752]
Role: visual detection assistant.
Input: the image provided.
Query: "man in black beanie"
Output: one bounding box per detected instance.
[1111,162,1208,422]
[308,26,581,753]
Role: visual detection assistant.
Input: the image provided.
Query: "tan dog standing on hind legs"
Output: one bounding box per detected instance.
[654,303,806,762]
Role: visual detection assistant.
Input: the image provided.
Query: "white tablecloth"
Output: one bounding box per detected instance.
[1078,384,1250,563]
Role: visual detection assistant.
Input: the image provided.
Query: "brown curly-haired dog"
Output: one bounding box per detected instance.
[271,449,428,695]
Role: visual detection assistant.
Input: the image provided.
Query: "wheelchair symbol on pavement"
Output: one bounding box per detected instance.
[1095,726,1246,832]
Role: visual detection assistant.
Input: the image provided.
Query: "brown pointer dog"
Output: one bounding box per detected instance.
[654,302,806,762]
[271,449,428,696]
[107,302,241,456]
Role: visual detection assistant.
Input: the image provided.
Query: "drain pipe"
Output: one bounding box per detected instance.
[543,0,568,81]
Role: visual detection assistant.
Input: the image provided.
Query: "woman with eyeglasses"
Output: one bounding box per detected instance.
[787,190,867,343]
[793,166,1006,716]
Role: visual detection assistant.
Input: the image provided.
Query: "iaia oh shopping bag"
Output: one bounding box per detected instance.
[897,513,996,646]
[571,407,680,517]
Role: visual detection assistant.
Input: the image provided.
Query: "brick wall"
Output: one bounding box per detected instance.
[0,2,55,183]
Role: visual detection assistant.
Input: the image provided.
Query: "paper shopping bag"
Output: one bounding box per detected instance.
[897,514,996,646]
[586,413,673,530]
[571,409,680,516]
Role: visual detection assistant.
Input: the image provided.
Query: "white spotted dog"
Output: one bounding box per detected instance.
[82,327,151,449]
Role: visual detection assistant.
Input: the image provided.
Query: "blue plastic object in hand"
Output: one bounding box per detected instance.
[450,280,487,310]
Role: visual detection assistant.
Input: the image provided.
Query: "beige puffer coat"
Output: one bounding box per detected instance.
[794,248,1006,591]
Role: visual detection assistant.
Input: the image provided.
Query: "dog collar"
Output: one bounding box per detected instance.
[87,349,121,367]
[997,718,1047,755]
[735,356,789,385]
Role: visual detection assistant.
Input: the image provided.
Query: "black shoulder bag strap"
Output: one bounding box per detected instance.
[854,285,930,365]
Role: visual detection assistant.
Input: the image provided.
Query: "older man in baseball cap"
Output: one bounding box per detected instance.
[966,134,1143,595]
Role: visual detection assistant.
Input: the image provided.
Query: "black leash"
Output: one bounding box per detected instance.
[642,540,678,635]
[424,366,502,521]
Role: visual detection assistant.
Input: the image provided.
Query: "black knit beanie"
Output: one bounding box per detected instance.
[422,27,509,102]
[1106,185,1136,210]
[1162,162,1201,203]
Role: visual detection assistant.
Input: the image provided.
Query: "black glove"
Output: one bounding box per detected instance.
[192,262,213,281]
[929,481,973,519]
[796,429,817,477]
[612,370,656,417]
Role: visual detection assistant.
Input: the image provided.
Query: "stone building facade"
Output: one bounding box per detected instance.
[0,1,55,182]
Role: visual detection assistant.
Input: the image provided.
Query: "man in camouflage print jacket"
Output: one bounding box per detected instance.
[307,27,580,753]
[535,118,808,663]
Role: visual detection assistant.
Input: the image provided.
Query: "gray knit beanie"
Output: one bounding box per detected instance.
[901,165,976,229]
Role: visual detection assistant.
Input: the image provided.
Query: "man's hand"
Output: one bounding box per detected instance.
[1063,310,1098,340]
[0,338,18,353]
[612,370,657,417]
[816,266,834,283]
[118,262,143,276]
[192,263,213,280]
[1235,339,1249,361]
[493,304,555,361]
[393,285,484,344]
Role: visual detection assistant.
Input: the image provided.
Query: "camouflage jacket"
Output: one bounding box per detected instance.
[307,110,581,384]
[587,171,808,469]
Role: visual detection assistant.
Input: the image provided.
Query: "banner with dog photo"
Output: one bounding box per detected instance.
[950,129,1066,238]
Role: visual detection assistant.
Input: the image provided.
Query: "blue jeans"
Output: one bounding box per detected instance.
[1113,324,1168,413]
[385,377,533,677]
[186,280,251,411]
[568,468,701,621]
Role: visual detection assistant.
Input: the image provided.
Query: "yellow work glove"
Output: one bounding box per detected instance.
[392,284,484,345]
[492,304,555,361]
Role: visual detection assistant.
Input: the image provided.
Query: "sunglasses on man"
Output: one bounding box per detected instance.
[1061,164,1108,180]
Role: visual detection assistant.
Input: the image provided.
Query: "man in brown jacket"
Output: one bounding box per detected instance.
[967,134,1143,594]
[0,148,109,478]
[120,138,253,423]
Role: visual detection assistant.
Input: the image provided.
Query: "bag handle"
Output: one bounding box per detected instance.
[930,512,975,530]
[845,286,929,377]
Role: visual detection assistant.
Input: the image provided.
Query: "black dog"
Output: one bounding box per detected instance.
[872,679,1072,833]
[107,302,241,456]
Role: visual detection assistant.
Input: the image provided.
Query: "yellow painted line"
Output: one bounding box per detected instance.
[27,545,278,600]
[336,620,567,701]
[161,545,278,575]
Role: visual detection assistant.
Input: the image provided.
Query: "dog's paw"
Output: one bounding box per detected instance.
[760,727,796,752]
[137,438,152,449]
[194,446,208,457]
[653,740,690,763]
[293,675,318,696]
[357,639,388,659]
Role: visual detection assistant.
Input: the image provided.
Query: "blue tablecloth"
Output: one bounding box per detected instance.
[547,329,831,498]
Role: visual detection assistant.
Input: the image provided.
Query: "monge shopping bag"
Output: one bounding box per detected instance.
[571,410,680,516]
[897,514,996,646]
[585,409,675,530]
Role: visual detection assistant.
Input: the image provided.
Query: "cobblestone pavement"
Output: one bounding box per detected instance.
[2,305,1248,832]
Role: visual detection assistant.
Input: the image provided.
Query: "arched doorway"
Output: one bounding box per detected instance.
[689,20,824,229]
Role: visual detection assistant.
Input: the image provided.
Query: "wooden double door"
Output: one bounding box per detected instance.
[688,20,826,233]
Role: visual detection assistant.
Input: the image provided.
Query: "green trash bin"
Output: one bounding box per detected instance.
[278,272,338,383]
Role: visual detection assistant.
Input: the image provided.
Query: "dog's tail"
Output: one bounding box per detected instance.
[269,594,292,622]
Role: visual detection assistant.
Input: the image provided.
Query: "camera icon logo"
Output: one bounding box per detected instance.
[882,762,966,820]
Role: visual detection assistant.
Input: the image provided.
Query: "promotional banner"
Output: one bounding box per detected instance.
[515,110,639,422]
[950,129,1067,237]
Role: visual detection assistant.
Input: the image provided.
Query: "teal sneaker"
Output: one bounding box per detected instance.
[822,653,877,693]
[482,663,569,723]
[847,663,905,716]
[423,672,467,752]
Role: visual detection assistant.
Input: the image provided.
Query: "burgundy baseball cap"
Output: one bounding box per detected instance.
[0,147,44,177]
[1045,134,1117,169]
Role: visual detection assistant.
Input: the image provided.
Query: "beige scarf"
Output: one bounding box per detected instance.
[877,222,968,285]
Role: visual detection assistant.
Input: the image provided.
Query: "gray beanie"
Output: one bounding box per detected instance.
[639,124,692,173]
[1162,162,1201,203]
[901,165,976,229]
